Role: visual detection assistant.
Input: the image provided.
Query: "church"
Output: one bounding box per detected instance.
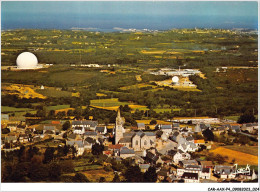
[114,110,156,151]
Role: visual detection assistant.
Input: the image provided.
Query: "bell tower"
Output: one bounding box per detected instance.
[115,109,125,144]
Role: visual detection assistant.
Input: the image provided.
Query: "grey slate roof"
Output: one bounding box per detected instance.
[173,123,180,128]
[120,147,135,154]
[68,134,77,139]
[96,126,105,132]
[84,131,97,136]
[139,164,150,169]
[72,120,98,127]
[145,132,156,136]
[161,125,172,129]
[85,137,96,144]
[43,125,55,131]
[123,132,135,137]
[137,123,145,128]
[186,136,194,141]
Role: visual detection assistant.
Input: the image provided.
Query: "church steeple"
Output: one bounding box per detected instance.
[115,108,125,144]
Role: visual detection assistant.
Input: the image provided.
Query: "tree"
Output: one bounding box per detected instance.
[62,121,70,131]
[43,147,55,163]
[143,166,157,182]
[48,162,61,181]
[150,119,157,125]
[202,128,214,141]
[73,173,89,182]
[237,113,256,124]
[2,128,10,134]
[91,143,104,156]
[99,177,106,183]
[112,173,120,182]
[124,165,143,182]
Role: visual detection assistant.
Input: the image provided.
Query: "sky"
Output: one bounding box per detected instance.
[1,1,258,30]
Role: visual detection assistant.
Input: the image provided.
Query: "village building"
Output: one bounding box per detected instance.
[72,120,98,131]
[181,172,200,183]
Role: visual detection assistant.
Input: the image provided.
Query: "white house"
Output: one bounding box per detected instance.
[73,126,85,134]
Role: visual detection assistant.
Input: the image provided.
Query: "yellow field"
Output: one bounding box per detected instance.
[211,147,258,165]
[55,108,75,115]
[140,50,166,54]
[2,84,46,99]
[120,83,156,90]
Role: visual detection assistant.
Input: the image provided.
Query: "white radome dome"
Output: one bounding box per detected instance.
[16,52,38,69]
[172,76,179,83]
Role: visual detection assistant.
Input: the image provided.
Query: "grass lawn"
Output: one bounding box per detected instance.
[223,145,258,156]
[46,105,71,111]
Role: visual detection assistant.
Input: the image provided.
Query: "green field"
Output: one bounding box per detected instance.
[1,106,33,112]
[36,88,72,98]
[46,105,71,111]
[223,145,258,156]
[90,98,130,107]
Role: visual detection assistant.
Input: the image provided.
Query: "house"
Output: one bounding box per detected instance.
[67,133,82,141]
[7,123,18,132]
[139,164,150,173]
[66,140,88,156]
[118,137,132,148]
[201,168,211,179]
[119,147,135,158]
[95,126,107,134]
[16,124,26,133]
[241,123,258,133]
[214,165,236,179]
[173,123,180,129]
[84,131,98,139]
[157,168,169,181]
[73,126,85,134]
[157,140,178,155]
[230,125,240,133]
[180,159,198,168]
[108,144,124,156]
[18,134,29,143]
[170,131,183,143]
[160,124,173,135]
[194,139,205,146]
[181,172,200,183]
[168,150,183,164]
[146,150,163,165]
[43,125,55,135]
[5,135,17,144]
[72,120,98,131]
[199,161,214,169]
[133,155,145,164]
[137,123,145,130]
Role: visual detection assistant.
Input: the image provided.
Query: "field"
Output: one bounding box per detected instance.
[36,87,72,98]
[223,145,258,156]
[2,84,46,99]
[46,105,71,111]
[90,98,148,111]
[1,106,37,116]
[82,169,115,182]
[210,147,258,165]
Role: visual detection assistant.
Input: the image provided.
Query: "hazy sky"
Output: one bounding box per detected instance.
[2,1,257,16]
[1,1,258,30]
